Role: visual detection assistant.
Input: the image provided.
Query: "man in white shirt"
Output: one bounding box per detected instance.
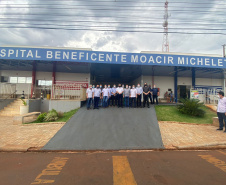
[107,85,112,107]
[93,85,102,109]
[136,83,143,108]
[111,84,117,106]
[86,85,93,110]
[217,91,226,132]
[130,85,137,108]
[116,84,124,108]
[99,84,103,107]
[102,85,110,108]
[91,85,95,108]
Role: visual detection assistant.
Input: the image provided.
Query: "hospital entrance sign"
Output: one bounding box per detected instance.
[0,47,226,68]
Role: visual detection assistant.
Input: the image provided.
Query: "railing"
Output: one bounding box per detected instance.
[0,83,17,98]
[0,90,17,102]
[52,83,87,100]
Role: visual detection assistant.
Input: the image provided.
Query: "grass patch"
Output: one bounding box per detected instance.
[55,109,79,122]
[24,108,79,124]
[155,105,216,124]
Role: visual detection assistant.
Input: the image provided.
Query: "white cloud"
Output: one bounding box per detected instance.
[0,0,225,56]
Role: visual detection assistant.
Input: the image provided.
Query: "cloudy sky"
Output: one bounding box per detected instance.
[0,0,225,55]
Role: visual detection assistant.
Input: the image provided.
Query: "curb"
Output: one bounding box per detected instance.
[0,147,28,152]
[1,144,226,153]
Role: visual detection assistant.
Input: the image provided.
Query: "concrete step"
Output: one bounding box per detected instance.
[7,105,22,108]
[0,110,20,115]
[9,102,24,105]
[0,114,20,116]
[3,107,20,111]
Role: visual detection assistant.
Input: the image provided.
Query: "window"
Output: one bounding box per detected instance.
[38,80,52,86]
[26,77,32,84]
[18,77,26,83]
[45,81,52,86]
[9,77,18,83]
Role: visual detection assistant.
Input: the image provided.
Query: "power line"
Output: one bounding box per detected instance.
[1,8,226,14]
[1,5,226,10]
[1,22,226,31]
[0,0,225,36]
[1,26,225,35]
[1,18,226,26]
[0,0,225,3]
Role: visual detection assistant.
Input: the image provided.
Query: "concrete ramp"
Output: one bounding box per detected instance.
[42,106,164,150]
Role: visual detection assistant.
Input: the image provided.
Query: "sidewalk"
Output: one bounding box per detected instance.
[0,116,65,151]
[159,121,226,149]
[0,116,226,151]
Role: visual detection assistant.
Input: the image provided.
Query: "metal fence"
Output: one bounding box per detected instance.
[0,83,17,98]
[52,83,86,100]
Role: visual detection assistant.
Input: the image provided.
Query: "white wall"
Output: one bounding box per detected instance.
[178,77,192,86]
[0,70,31,95]
[36,72,52,80]
[0,70,90,96]
[142,75,223,98]
[196,78,223,86]
[56,72,90,84]
[1,70,32,77]
[142,76,174,98]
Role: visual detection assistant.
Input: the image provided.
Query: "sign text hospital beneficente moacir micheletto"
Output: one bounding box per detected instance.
[0,47,226,68]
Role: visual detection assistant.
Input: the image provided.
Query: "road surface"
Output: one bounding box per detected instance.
[0,150,226,185]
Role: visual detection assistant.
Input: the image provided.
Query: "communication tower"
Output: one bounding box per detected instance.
[162,0,169,52]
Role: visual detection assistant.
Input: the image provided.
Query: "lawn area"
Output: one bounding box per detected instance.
[25,108,79,124]
[155,105,216,124]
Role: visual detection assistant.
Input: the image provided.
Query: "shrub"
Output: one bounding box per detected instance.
[36,112,47,122]
[44,109,58,121]
[58,111,64,118]
[177,98,206,117]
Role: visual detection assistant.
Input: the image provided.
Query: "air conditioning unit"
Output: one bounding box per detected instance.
[0,76,9,82]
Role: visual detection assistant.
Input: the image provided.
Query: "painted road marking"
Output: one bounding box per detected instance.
[31,157,69,184]
[113,156,137,185]
[218,150,226,156]
[198,155,226,173]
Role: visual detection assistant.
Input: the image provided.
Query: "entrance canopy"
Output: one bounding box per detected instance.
[91,64,223,85]
[0,46,225,69]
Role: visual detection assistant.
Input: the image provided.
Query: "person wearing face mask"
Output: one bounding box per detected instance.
[130,85,137,108]
[152,84,159,105]
[123,85,130,107]
[143,83,150,108]
[136,83,143,108]
[93,85,102,109]
[102,85,110,108]
[86,85,93,110]
[99,84,103,107]
[216,91,226,132]
[148,84,153,104]
[107,85,112,107]
[111,84,117,106]
[92,85,95,108]
[116,83,124,108]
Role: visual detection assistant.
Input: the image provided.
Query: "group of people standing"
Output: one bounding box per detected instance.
[86,83,159,109]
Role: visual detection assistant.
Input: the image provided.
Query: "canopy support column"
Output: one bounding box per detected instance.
[174,67,178,103]
[31,61,36,98]
[192,68,196,88]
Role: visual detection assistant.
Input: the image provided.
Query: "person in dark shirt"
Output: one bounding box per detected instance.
[143,83,150,108]
[152,85,159,105]
[148,84,153,104]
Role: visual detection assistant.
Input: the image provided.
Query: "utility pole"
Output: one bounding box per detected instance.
[162,0,169,52]
[223,44,226,57]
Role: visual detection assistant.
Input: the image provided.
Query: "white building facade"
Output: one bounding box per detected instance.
[0,46,225,105]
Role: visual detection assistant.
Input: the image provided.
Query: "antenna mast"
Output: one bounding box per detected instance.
[162,0,169,52]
